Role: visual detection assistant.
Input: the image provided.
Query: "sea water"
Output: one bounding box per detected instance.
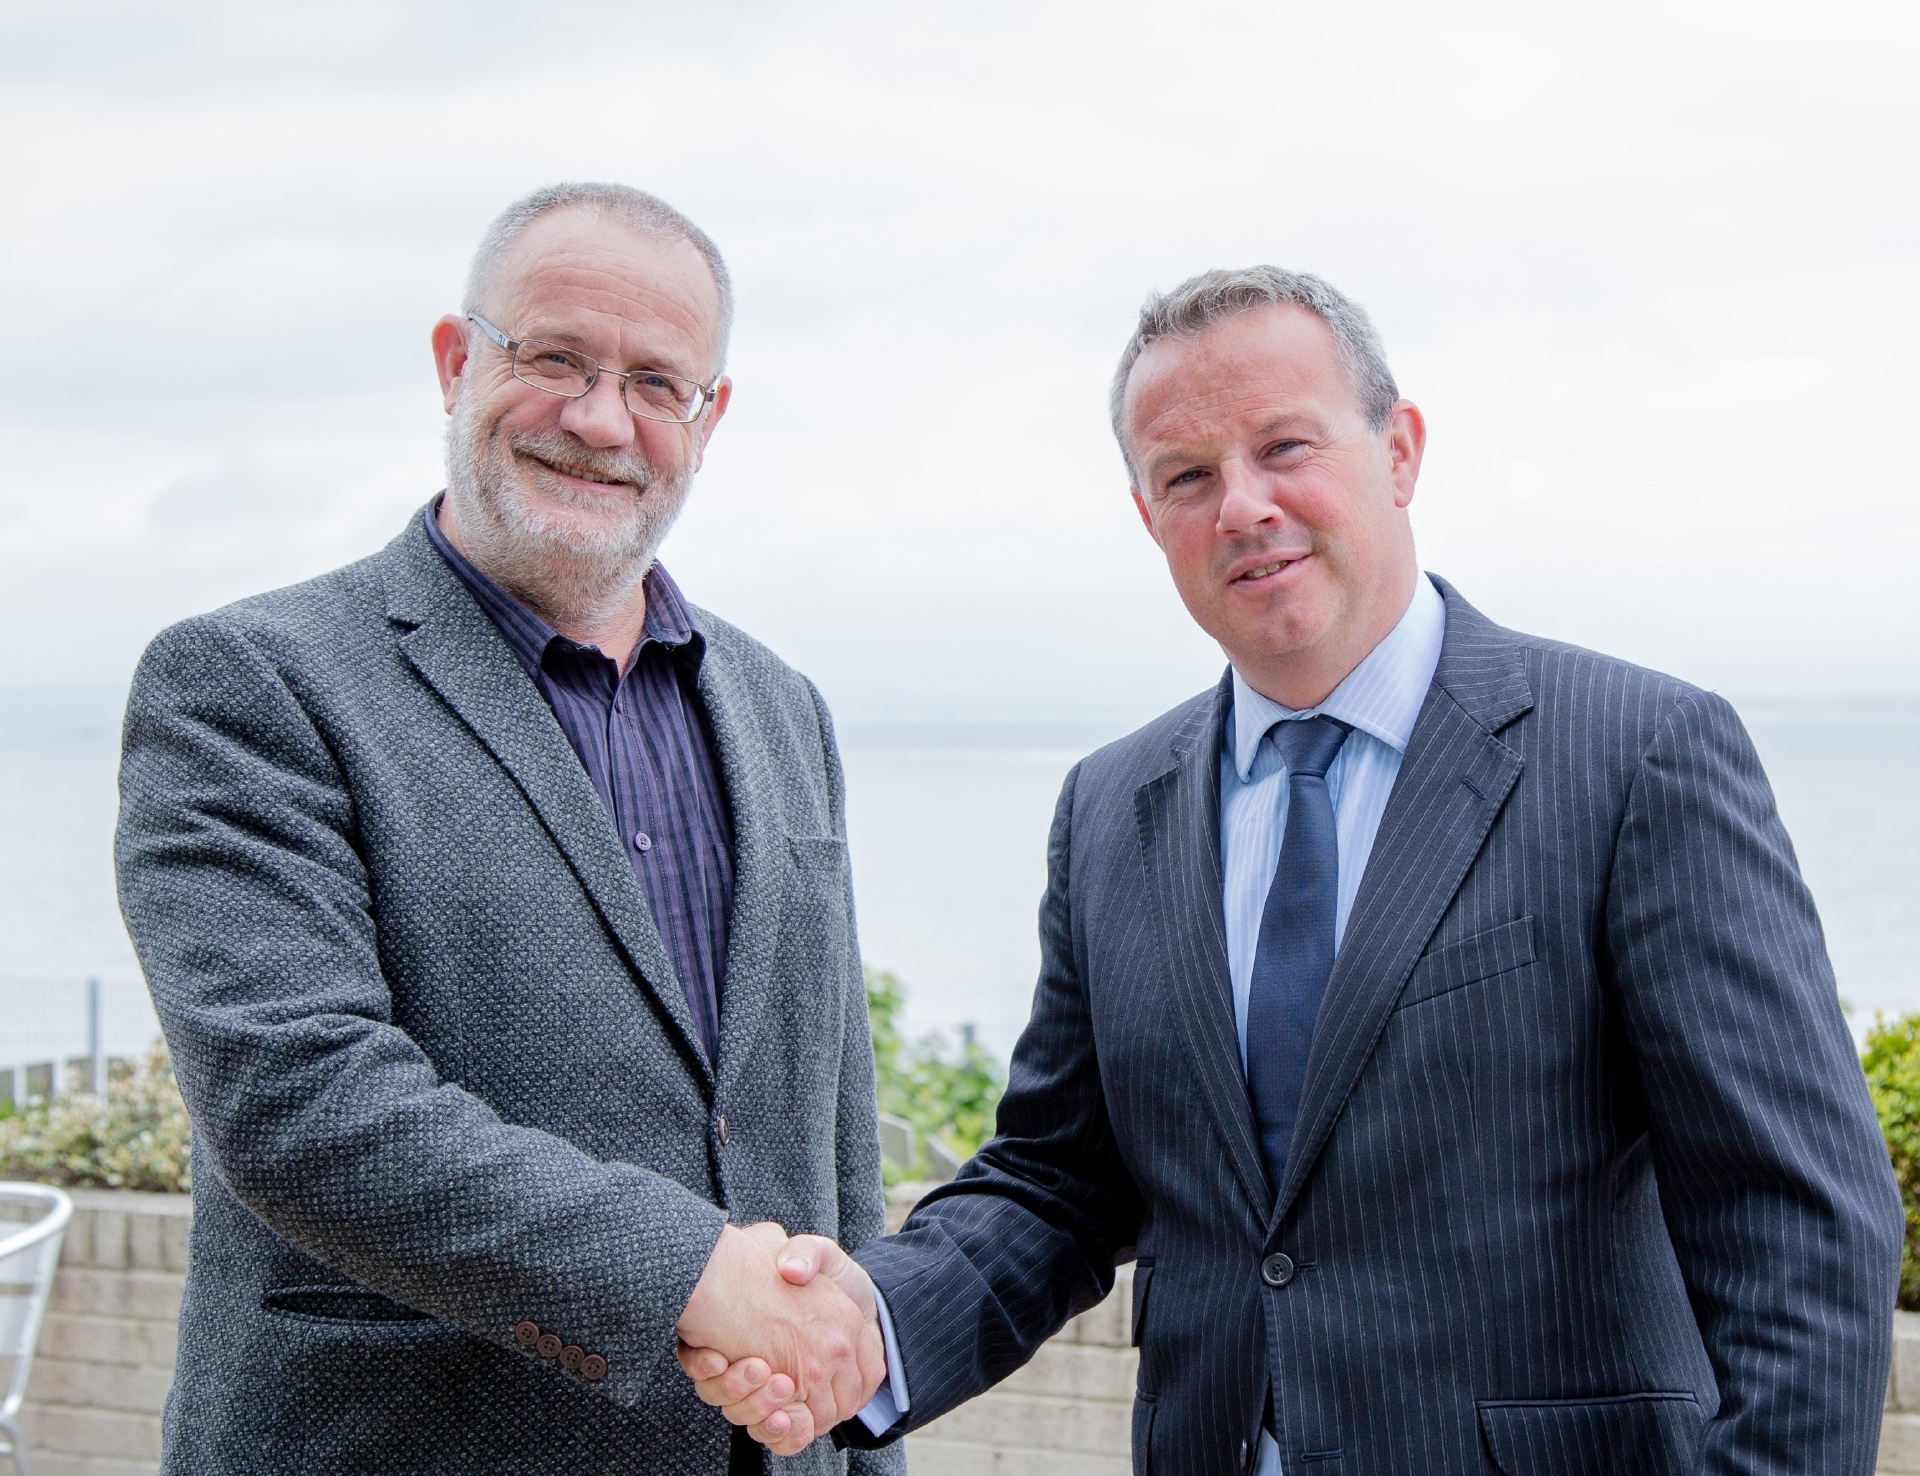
[2,688,1915,1067]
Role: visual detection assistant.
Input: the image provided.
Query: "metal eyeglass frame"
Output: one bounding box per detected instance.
[466,313,719,424]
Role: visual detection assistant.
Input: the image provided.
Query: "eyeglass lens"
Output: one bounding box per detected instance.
[510,341,704,422]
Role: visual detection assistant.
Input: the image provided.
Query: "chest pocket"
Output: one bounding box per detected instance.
[1397,916,1536,1010]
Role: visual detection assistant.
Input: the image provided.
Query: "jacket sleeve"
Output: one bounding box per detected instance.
[1606,687,1902,1474]
[114,614,728,1410]
[840,761,1147,1446]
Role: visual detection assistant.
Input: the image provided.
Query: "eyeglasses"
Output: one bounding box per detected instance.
[467,314,720,425]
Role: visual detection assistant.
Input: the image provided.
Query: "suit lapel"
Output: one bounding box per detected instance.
[1136,675,1272,1221]
[1270,582,1534,1225]
[379,518,711,1081]
[697,641,787,1094]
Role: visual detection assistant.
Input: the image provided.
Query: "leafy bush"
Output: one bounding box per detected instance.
[0,1040,192,1194]
[1864,1013,1920,1309]
[867,968,1005,1182]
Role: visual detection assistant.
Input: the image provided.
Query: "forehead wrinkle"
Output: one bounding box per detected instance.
[496,232,720,379]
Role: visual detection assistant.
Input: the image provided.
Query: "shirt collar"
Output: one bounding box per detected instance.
[1228,573,1447,781]
[422,495,703,677]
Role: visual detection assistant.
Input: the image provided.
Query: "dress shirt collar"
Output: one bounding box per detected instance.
[1228,572,1447,781]
[422,495,703,675]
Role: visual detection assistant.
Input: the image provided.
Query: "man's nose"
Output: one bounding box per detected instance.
[558,373,637,448]
[1215,458,1279,535]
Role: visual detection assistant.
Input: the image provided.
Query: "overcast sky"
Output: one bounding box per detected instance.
[2,0,1915,723]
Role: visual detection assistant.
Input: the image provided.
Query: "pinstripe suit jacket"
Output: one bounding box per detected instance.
[849,578,1901,1476]
[115,512,903,1476]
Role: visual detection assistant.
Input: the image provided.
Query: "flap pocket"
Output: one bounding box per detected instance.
[1479,1392,1702,1475]
[263,1285,436,1326]
[1399,917,1536,1009]
[1129,1260,1153,1347]
[786,835,848,875]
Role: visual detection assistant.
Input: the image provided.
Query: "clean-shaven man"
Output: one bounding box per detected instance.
[116,183,893,1475]
[688,268,1903,1475]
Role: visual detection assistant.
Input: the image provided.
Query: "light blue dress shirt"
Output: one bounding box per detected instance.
[861,575,1447,1452]
[1221,574,1446,1067]
[1221,573,1445,1475]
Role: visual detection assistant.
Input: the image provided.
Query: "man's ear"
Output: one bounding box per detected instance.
[1131,488,1163,548]
[692,377,733,470]
[430,315,470,415]
[1385,400,1426,509]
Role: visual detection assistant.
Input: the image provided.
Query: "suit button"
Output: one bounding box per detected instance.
[716,1115,730,1146]
[581,1353,609,1381]
[1260,1252,1295,1287]
[1238,1438,1252,1469]
[559,1344,585,1371]
[514,1321,541,1346]
[536,1333,563,1358]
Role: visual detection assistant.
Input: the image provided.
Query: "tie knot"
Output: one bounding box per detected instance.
[1268,714,1351,779]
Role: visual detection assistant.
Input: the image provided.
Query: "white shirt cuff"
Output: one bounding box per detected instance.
[854,1283,910,1436]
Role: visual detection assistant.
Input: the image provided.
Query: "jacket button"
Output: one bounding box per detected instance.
[536,1333,563,1358]
[581,1353,608,1381]
[514,1321,541,1346]
[1238,1438,1252,1469]
[1260,1252,1295,1288]
[716,1115,730,1146]
[559,1344,585,1371]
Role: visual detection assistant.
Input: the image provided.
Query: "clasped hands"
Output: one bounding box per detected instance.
[674,1222,882,1455]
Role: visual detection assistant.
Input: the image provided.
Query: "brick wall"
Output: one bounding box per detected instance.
[7,1192,1914,1474]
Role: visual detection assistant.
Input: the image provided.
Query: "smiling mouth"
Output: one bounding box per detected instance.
[1234,555,1306,584]
[523,452,632,490]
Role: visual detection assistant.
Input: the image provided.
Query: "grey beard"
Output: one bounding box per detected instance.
[443,395,694,633]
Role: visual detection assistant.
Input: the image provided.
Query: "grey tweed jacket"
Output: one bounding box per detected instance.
[848,577,1902,1476]
[115,509,905,1476]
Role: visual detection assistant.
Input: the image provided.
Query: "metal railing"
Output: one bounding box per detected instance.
[0,974,160,1110]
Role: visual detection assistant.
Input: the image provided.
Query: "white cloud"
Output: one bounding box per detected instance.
[0,0,1913,714]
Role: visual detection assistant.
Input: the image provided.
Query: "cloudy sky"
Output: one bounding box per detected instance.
[2,0,1916,723]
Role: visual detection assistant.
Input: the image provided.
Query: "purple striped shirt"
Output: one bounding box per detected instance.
[423,499,734,1061]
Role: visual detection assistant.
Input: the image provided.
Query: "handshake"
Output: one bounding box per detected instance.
[674,1222,887,1456]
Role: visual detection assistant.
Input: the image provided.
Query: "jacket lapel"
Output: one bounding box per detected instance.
[1270,580,1534,1226]
[696,639,787,1094]
[379,517,712,1081]
[1136,675,1272,1222]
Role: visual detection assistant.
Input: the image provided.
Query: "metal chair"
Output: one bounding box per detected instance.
[0,1185,73,1476]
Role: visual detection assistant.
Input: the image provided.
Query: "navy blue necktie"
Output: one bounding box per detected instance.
[1245,714,1352,1201]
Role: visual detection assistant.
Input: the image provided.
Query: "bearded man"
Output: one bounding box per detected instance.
[114,183,897,1476]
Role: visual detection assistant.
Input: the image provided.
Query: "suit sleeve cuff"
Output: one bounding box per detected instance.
[854,1283,910,1435]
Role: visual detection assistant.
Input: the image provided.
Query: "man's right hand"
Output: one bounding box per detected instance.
[674,1223,883,1455]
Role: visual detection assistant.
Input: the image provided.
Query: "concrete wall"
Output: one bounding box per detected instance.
[11,1190,186,1476]
[8,1192,1916,1474]
[1880,1311,1920,1474]
[903,1266,1134,1476]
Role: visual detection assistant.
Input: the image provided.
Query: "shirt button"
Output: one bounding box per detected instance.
[633,832,652,853]
[1260,1251,1295,1287]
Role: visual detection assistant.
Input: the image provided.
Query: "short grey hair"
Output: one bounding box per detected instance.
[1108,266,1399,485]
[462,181,735,372]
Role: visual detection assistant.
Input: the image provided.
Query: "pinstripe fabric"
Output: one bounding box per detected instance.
[424,502,735,1059]
[846,576,1901,1476]
[115,507,903,1476]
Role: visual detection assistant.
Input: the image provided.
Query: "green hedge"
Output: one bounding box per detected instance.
[0,1041,192,1194]
[1863,1013,1920,1310]
[867,968,1004,1183]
